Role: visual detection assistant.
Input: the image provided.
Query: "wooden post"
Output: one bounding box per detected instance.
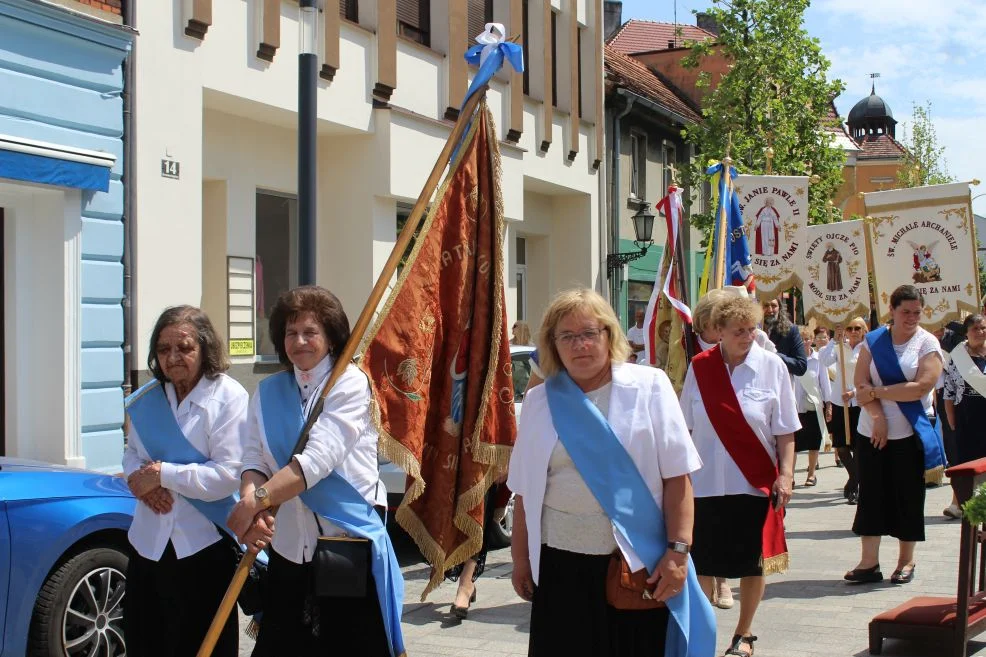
[837,332,852,443]
[195,86,491,657]
[714,157,733,289]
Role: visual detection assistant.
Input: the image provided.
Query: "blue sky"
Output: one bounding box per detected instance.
[618,0,986,215]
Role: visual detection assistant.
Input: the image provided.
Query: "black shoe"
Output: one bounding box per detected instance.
[890,564,915,584]
[845,564,883,584]
[450,587,477,619]
[847,491,858,505]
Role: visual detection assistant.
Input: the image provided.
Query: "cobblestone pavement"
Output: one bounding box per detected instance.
[238,453,986,656]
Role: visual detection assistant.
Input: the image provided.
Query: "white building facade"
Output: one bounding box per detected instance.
[135,0,606,388]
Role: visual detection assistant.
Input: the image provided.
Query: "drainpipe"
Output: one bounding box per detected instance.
[609,94,634,320]
[122,0,137,394]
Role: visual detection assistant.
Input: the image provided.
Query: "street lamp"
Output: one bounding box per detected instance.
[298,0,319,285]
[607,202,656,278]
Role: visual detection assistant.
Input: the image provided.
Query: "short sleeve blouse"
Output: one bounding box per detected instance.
[858,327,943,440]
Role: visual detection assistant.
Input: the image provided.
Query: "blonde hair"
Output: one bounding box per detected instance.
[713,296,763,329]
[511,320,532,345]
[692,289,729,336]
[846,316,869,332]
[536,288,631,378]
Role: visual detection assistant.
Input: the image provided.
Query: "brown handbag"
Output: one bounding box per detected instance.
[605,551,666,610]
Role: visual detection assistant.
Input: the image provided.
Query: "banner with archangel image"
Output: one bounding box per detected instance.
[733,175,810,298]
[864,182,980,329]
[802,220,871,327]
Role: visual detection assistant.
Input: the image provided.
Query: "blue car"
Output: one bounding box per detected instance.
[0,457,135,657]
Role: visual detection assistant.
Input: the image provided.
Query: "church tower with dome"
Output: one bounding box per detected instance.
[834,79,908,217]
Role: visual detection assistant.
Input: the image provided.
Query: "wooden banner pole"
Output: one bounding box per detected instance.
[195,86,490,657]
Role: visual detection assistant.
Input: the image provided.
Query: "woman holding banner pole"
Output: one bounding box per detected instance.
[508,288,713,656]
[821,317,868,504]
[680,295,799,657]
[846,285,944,585]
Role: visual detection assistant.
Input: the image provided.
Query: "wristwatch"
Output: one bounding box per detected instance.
[667,541,690,554]
[254,486,272,510]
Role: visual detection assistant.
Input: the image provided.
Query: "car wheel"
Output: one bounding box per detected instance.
[28,546,128,657]
[487,493,515,549]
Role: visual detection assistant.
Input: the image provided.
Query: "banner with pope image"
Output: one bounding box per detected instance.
[864,182,980,329]
[733,175,810,298]
[802,220,870,327]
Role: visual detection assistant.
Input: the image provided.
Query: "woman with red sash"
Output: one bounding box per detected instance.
[508,289,710,656]
[679,296,800,657]
[847,285,944,586]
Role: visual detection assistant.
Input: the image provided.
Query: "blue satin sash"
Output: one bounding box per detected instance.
[125,380,240,539]
[544,371,716,657]
[866,326,946,472]
[258,371,405,657]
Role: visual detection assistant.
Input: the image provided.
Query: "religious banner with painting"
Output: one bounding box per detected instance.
[864,182,980,329]
[733,175,810,298]
[802,220,870,327]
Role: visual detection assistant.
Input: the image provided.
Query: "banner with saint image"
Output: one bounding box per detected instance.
[864,182,979,329]
[802,220,870,327]
[733,175,810,298]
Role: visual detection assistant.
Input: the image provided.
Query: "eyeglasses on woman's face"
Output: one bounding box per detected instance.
[554,327,608,347]
[845,326,863,332]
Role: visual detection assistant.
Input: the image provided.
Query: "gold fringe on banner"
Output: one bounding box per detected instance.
[761,552,790,576]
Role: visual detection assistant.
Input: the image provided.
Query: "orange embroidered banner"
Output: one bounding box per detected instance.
[359,103,515,598]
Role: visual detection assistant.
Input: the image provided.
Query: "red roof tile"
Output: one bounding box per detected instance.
[856,134,907,160]
[604,45,702,124]
[608,20,715,54]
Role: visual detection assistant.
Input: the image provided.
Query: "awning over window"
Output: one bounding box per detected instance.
[0,134,116,192]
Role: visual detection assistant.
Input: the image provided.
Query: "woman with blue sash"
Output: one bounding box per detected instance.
[507,289,714,657]
[847,285,944,586]
[226,286,404,657]
[123,306,248,657]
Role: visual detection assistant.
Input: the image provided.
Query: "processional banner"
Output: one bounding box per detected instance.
[733,175,809,299]
[802,220,870,328]
[864,183,979,329]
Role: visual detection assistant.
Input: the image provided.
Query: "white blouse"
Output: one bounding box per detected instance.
[858,328,943,440]
[123,374,248,561]
[241,356,386,565]
[819,341,862,407]
[679,342,802,498]
[796,351,832,414]
[508,363,701,584]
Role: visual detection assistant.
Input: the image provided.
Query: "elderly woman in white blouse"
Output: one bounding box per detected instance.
[679,296,800,657]
[227,286,404,657]
[123,306,248,657]
[508,288,710,656]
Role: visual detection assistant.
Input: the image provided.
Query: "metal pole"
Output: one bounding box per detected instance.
[298,0,318,285]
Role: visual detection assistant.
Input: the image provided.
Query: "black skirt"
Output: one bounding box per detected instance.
[692,494,769,578]
[795,411,824,452]
[123,539,238,657]
[530,545,669,657]
[252,548,390,657]
[955,393,986,464]
[853,434,926,541]
[829,404,862,449]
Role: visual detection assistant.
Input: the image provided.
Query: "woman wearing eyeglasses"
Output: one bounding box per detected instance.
[679,295,800,657]
[508,288,713,656]
[821,317,869,505]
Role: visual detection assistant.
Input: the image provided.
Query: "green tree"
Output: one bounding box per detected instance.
[896,102,953,187]
[680,0,846,231]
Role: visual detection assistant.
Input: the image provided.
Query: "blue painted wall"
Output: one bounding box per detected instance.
[0,1,132,471]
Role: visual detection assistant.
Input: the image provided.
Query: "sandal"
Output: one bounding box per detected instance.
[890,564,915,584]
[804,475,817,487]
[724,634,757,656]
[844,564,883,584]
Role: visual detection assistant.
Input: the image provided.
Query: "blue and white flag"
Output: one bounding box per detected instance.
[707,162,755,292]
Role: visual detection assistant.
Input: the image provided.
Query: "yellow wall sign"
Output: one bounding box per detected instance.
[229,339,254,356]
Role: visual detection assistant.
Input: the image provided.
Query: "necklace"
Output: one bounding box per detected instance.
[969,345,986,358]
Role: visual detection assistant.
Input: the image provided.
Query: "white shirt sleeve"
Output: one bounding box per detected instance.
[507,388,540,499]
[293,371,370,490]
[652,370,702,479]
[678,366,697,431]
[122,424,144,478]
[771,359,802,435]
[242,394,274,478]
[159,387,247,503]
[818,359,832,403]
